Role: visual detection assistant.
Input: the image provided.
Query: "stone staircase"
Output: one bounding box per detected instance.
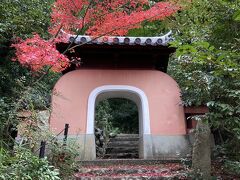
[74,134,190,179]
[103,134,139,159]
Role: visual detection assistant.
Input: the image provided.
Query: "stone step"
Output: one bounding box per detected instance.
[109,137,139,141]
[74,163,187,179]
[106,147,138,153]
[116,134,139,137]
[107,141,139,147]
[103,134,140,159]
[79,159,186,166]
[104,152,139,159]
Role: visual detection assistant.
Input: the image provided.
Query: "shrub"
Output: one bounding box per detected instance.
[47,139,80,179]
[0,147,60,180]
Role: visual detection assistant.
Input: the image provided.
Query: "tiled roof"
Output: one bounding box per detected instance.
[67,31,173,46]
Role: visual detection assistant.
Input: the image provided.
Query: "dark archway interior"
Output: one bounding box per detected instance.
[94,98,139,159]
[95,98,139,134]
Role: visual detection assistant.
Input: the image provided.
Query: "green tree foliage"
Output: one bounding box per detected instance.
[108,98,139,134]
[95,98,139,134]
[0,0,53,41]
[128,0,240,172]
[166,0,240,160]
[0,0,55,103]
[95,100,115,136]
[0,0,59,149]
[128,20,169,36]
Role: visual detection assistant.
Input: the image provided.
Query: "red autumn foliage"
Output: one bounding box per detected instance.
[13,0,179,72]
[12,34,69,72]
[50,0,179,36]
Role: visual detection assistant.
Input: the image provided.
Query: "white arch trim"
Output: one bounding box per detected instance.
[87,85,151,135]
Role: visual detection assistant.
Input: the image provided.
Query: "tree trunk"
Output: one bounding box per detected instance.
[192,119,211,179]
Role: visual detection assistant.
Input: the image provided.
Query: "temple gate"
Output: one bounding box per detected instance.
[50,32,191,160]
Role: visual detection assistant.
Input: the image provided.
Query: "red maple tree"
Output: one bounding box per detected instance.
[12,0,180,72]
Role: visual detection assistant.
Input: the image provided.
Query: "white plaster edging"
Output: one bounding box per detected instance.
[87,85,151,135]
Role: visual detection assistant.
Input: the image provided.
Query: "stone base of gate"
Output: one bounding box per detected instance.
[66,134,191,160]
[140,134,191,159]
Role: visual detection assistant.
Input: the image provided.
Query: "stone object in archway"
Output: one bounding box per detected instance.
[95,128,106,158]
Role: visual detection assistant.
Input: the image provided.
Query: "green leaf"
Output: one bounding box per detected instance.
[233,10,240,21]
[196,41,210,49]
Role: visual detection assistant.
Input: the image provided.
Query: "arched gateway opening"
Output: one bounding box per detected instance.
[95,98,139,158]
[87,85,150,135]
[87,85,150,159]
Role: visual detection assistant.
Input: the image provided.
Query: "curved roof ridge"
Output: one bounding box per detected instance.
[64,31,173,46]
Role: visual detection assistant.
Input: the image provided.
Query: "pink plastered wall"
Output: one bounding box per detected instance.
[50,69,186,135]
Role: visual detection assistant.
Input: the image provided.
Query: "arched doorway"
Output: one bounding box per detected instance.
[96,98,139,134]
[87,85,151,159]
[95,98,139,158]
